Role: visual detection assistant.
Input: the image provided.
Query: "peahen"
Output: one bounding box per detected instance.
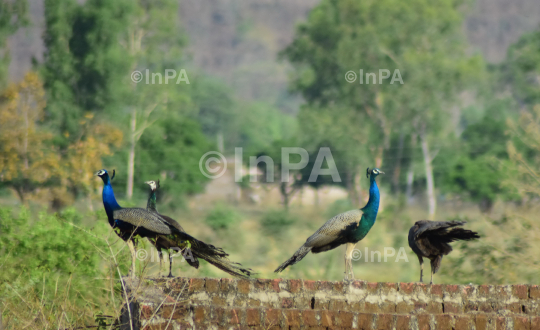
[408,220,480,284]
[144,179,254,278]
[275,168,384,280]
[145,180,199,276]
[95,169,252,278]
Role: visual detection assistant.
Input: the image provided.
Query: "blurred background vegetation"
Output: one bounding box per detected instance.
[1,0,540,328]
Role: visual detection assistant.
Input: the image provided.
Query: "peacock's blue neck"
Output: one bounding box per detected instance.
[360,175,380,224]
[147,190,157,212]
[101,174,121,226]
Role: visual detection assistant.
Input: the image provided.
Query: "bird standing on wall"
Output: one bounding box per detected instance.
[408,220,480,284]
[144,180,254,278]
[95,169,253,279]
[275,168,384,280]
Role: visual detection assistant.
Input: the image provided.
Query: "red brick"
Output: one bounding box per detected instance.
[193,306,205,324]
[379,301,396,313]
[479,302,495,313]
[514,285,529,299]
[255,279,271,291]
[443,302,462,314]
[431,284,443,297]
[357,313,373,330]
[508,302,522,314]
[366,282,378,293]
[313,297,329,310]
[381,282,397,293]
[329,299,347,311]
[161,304,188,319]
[377,313,393,329]
[351,280,366,289]
[496,317,506,330]
[455,315,472,330]
[283,309,301,327]
[205,278,220,293]
[265,309,281,328]
[237,279,251,294]
[435,314,453,330]
[531,317,540,329]
[498,286,510,299]
[320,310,335,327]
[445,284,459,293]
[478,284,492,297]
[226,308,242,325]
[396,315,411,330]
[415,283,428,294]
[463,285,475,296]
[334,281,345,293]
[475,315,488,330]
[426,301,442,314]
[414,302,428,312]
[303,280,317,291]
[530,285,540,299]
[289,279,303,293]
[399,282,414,294]
[338,311,354,328]
[220,278,233,292]
[212,295,227,306]
[364,302,380,313]
[246,308,260,326]
[302,310,319,327]
[248,298,261,307]
[514,317,531,330]
[188,278,205,293]
[271,279,281,292]
[317,280,333,291]
[417,314,431,330]
[396,301,413,313]
[464,301,478,312]
[281,297,294,308]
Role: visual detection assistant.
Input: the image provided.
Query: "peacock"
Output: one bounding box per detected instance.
[408,220,480,284]
[144,179,254,278]
[275,168,384,280]
[95,169,253,278]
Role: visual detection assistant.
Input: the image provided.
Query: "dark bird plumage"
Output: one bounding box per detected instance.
[275,168,384,280]
[408,220,480,284]
[96,169,252,279]
[144,180,254,278]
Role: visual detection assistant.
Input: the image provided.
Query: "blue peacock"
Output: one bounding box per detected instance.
[95,169,253,278]
[275,168,384,280]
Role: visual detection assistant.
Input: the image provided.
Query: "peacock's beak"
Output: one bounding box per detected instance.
[380,171,385,175]
[144,181,152,185]
[94,171,101,176]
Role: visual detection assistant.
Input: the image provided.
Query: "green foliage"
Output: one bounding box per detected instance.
[204,203,240,231]
[260,209,295,236]
[325,199,353,219]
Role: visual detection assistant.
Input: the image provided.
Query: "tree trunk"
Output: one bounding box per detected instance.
[406,133,417,205]
[392,131,405,194]
[420,133,436,218]
[127,108,136,200]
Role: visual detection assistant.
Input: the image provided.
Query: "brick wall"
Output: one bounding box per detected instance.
[121,277,540,330]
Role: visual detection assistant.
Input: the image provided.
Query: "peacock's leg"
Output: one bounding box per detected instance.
[167,250,174,278]
[127,240,137,278]
[344,243,356,281]
[430,270,434,285]
[417,255,424,282]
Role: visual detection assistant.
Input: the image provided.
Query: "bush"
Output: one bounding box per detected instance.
[260,210,295,236]
[204,204,240,231]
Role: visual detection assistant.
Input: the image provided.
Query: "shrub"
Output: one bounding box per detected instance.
[260,209,295,236]
[204,203,240,231]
